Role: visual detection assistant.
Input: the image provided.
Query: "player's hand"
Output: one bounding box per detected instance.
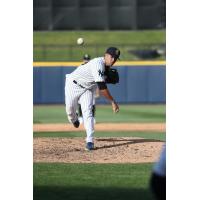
[111,101,119,113]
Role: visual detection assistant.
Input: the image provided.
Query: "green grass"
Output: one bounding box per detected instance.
[34,31,165,45]
[33,104,165,200]
[33,30,166,61]
[34,163,155,200]
[33,104,166,124]
[33,131,165,141]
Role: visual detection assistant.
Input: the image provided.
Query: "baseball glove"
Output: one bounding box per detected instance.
[105,68,119,84]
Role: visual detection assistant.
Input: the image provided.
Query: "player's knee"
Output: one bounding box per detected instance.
[66,106,77,119]
[82,109,93,119]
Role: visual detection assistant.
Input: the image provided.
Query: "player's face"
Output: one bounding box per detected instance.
[104,54,116,66]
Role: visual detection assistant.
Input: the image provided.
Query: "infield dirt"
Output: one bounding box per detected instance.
[33,123,165,164]
[33,123,165,132]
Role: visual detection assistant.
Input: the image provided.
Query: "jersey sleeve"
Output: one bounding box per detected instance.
[91,59,105,82]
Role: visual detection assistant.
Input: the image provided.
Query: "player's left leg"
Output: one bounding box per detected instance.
[92,104,96,124]
[92,87,97,124]
[79,89,94,149]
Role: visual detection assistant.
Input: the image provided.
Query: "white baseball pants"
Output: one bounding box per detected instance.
[65,75,95,143]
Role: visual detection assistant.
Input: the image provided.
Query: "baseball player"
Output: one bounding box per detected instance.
[82,53,91,63]
[150,144,166,200]
[77,54,98,125]
[65,47,120,150]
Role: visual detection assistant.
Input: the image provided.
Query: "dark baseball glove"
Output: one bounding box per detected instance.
[105,68,119,84]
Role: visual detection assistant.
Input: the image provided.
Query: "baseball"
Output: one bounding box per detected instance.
[77,37,84,45]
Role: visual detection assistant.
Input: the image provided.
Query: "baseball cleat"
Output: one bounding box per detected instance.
[85,142,94,151]
[73,120,80,128]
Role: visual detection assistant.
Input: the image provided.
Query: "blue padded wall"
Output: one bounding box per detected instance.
[33,65,165,104]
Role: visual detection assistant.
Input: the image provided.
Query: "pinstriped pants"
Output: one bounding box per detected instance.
[65,75,95,143]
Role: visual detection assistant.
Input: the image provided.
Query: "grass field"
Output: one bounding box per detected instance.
[33,104,166,124]
[34,163,155,200]
[33,131,165,141]
[33,104,165,200]
[33,30,166,61]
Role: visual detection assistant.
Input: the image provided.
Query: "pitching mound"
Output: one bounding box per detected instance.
[33,137,164,163]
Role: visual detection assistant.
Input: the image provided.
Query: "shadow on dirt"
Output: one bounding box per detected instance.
[95,138,162,150]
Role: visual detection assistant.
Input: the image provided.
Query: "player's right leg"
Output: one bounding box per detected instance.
[65,76,82,127]
[65,101,79,128]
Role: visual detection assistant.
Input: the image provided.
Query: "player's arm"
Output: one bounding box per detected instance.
[96,82,119,113]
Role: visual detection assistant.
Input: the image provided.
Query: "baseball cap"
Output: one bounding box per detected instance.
[83,54,91,61]
[105,47,120,60]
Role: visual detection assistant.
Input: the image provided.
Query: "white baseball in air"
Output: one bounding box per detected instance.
[77,37,84,45]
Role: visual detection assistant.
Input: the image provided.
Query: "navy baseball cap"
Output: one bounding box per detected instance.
[105,47,120,60]
[83,54,91,61]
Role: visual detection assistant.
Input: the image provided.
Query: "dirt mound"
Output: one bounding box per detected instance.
[33,137,164,163]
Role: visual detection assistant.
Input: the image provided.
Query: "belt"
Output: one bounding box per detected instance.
[73,80,86,89]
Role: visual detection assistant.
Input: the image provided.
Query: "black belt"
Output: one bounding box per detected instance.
[73,80,86,89]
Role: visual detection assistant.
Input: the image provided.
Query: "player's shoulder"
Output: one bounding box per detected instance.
[90,57,104,65]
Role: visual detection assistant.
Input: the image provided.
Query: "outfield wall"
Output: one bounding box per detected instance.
[33,62,166,104]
